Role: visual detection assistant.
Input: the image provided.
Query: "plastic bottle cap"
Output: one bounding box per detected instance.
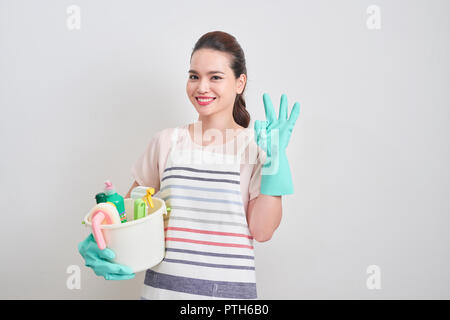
[104,180,114,190]
[95,193,107,204]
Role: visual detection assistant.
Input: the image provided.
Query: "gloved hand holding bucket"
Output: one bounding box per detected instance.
[78,184,168,280]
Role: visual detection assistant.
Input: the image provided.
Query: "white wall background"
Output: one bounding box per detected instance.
[1,0,449,299]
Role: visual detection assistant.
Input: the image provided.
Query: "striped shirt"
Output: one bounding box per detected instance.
[136,125,261,299]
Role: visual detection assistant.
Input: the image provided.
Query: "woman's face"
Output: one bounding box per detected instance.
[186,48,246,120]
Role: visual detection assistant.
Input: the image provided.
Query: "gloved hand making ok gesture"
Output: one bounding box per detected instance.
[254,93,300,196]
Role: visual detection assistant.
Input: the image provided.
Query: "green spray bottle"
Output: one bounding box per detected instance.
[104,180,127,223]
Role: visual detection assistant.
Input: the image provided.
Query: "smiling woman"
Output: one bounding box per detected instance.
[186,32,250,132]
[123,31,298,301]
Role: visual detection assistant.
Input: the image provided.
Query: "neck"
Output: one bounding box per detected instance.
[197,112,241,132]
[190,112,244,147]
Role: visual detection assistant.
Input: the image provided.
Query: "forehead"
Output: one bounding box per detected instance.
[189,49,232,73]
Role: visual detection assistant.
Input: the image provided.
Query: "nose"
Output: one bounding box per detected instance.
[196,78,210,93]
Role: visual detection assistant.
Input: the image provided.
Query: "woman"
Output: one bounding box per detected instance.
[78,31,300,299]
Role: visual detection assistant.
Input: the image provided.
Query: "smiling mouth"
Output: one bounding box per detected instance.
[196,97,216,101]
[196,97,216,106]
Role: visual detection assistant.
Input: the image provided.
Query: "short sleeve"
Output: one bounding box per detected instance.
[248,146,266,201]
[131,131,162,191]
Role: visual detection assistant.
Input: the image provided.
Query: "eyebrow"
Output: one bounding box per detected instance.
[188,69,225,75]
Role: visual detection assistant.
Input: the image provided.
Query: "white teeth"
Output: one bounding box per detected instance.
[197,98,215,102]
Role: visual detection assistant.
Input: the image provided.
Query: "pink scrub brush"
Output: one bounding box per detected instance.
[87,202,121,250]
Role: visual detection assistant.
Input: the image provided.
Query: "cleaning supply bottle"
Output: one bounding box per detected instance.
[104,180,127,223]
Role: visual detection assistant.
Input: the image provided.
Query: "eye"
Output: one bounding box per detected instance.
[188,75,222,80]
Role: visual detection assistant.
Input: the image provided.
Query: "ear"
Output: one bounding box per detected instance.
[236,73,247,95]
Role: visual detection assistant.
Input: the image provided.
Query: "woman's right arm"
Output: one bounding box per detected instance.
[125,180,140,198]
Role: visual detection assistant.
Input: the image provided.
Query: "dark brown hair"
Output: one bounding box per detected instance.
[190,31,250,128]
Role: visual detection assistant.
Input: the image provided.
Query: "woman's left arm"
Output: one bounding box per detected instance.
[249,93,300,242]
[247,195,282,242]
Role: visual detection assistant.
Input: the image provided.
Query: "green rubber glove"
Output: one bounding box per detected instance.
[78,234,135,280]
[254,93,300,196]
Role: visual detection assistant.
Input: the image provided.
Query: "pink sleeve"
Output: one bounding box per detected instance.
[248,146,266,201]
[131,131,163,191]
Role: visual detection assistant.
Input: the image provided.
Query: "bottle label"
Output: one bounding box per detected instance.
[119,211,127,223]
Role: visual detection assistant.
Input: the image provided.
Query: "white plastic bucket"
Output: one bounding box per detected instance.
[83,197,168,273]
